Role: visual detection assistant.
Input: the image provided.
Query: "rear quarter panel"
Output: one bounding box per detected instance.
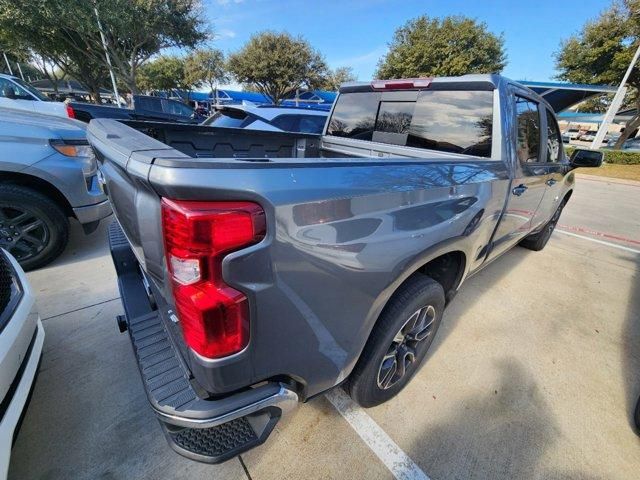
[146,158,510,397]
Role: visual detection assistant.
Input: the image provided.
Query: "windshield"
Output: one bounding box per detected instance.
[202,109,250,128]
[12,77,50,101]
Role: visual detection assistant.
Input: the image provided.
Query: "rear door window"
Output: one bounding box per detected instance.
[407,91,493,157]
[326,89,493,157]
[515,97,541,163]
[545,108,562,163]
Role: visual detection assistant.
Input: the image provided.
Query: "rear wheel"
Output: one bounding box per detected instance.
[346,275,445,408]
[520,201,565,252]
[0,185,69,270]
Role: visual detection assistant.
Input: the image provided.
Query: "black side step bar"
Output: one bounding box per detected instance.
[108,221,297,463]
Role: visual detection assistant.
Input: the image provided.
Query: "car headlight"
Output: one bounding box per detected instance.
[50,139,93,157]
[50,139,97,175]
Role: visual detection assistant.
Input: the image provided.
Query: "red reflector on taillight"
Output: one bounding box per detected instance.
[66,104,76,119]
[161,198,265,358]
[173,282,250,358]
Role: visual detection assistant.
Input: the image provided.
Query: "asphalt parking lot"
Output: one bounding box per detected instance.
[8,174,640,480]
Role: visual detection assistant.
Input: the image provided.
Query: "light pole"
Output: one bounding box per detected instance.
[16,62,25,81]
[93,4,121,107]
[2,52,13,75]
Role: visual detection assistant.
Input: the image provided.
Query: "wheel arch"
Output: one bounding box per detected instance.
[343,247,468,392]
[346,243,468,374]
[417,250,466,303]
[0,172,74,218]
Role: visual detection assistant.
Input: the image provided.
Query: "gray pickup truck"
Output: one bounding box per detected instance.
[88,74,602,464]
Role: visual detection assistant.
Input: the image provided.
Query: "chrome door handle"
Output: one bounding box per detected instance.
[546,179,557,186]
[512,184,528,196]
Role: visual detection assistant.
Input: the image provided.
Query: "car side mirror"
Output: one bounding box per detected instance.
[570,149,603,168]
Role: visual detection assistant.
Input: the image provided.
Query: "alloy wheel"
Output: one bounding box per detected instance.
[376,305,437,390]
[0,206,50,262]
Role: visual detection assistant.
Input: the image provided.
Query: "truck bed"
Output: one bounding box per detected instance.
[111,119,485,164]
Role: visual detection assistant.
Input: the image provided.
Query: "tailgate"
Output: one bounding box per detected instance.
[87,118,189,282]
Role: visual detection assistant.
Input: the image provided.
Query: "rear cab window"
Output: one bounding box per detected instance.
[326,88,495,158]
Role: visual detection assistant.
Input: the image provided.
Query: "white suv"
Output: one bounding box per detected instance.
[202,104,329,134]
[0,74,68,118]
[0,249,44,479]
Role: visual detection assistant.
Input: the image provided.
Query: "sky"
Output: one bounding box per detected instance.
[202,0,612,89]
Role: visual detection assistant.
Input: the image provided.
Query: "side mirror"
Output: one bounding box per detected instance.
[570,149,603,168]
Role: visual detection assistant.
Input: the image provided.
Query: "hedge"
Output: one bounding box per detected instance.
[563,145,640,165]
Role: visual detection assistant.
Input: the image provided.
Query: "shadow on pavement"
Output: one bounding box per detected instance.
[48,217,113,269]
[407,357,601,480]
[428,246,531,359]
[622,251,640,432]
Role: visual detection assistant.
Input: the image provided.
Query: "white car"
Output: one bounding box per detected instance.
[564,128,581,140]
[0,74,69,118]
[202,104,329,134]
[0,249,44,479]
[579,130,598,142]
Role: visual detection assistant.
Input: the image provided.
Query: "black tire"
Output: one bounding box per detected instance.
[520,200,565,252]
[346,275,445,408]
[0,185,69,271]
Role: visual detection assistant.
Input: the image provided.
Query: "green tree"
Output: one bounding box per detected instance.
[320,66,357,91]
[555,0,640,148]
[137,56,189,92]
[376,15,506,79]
[89,0,208,94]
[0,0,208,96]
[227,31,328,104]
[184,49,229,93]
[0,3,109,103]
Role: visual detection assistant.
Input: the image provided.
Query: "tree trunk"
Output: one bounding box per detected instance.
[126,73,138,95]
[88,84,102,104]
[77,78,102,104]
[46,72,59,97]
[126,60,139,95]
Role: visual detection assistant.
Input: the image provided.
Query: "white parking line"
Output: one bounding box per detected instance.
[325,388,430,480]
[555,229,640,254]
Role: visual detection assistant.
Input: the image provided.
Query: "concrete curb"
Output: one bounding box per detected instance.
[575,173,640,187]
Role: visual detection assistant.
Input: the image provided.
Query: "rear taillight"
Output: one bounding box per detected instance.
[161,198,266,358]
[66,104,76,119]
